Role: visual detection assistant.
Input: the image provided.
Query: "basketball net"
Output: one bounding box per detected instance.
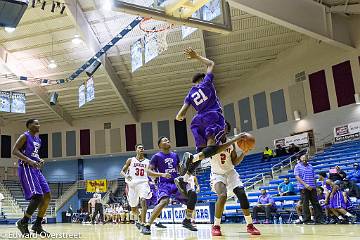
[140,18,173,53]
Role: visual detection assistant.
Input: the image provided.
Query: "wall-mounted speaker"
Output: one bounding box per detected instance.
[85,60,101,77]
[50,92,58,105]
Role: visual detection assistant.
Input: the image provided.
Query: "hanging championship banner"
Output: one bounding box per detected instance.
[79,84,85,108]
[334,121,360,143]
[202,0,221,21]
[0,91,11,112]
[10,92,26,113]
[274,132,309,148]
[86,77,95,103]
[144,32,159,64]
[182,10,200,39]
[86,179,107,193]
[131,38,143,72]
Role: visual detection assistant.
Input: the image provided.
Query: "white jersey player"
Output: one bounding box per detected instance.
[125,156,151,208]
[120,144,170,231]
[209,122,260,237]
[210,143,243,194]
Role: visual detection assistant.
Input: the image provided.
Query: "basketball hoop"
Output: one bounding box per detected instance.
[139,17,173,53]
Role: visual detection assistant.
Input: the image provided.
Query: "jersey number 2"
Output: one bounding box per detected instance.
[135,168,145,176]
[192,89,208,106]
[220,153,226,164]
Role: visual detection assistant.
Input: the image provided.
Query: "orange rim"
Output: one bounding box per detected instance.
[139,17,173,33]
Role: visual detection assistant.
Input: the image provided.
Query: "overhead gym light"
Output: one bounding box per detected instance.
[4,27,16,33]
[294,110,301,121]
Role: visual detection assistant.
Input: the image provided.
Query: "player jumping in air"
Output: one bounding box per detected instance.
[210,121,260,236]
[175,47,248,195]
[141,137,198,235]
[12,119,51,237]
[120,144,171,232]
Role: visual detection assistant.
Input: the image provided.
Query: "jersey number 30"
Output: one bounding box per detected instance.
[135,168,145,176]
[192,89,208,106]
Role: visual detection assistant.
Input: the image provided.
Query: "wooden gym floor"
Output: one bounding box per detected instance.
[0,223,359,239]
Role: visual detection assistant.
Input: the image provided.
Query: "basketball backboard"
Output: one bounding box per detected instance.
[113,0,232,34]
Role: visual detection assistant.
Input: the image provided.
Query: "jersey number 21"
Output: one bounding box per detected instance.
[192,89,208,106]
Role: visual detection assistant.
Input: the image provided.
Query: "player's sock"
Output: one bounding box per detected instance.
[299,216,303,221]
[21,215,30,224]
[338,215,344,220]
[185,209,193,219]
[244,215,253,225]
[214,217,221,226]
[34,217,42,227]
[345,212,354,217]
[183,173,191,182]
[310,216,314,221]
[34,216,43,226]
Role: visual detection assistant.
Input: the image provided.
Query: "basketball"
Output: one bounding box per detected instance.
[236,133,255,152]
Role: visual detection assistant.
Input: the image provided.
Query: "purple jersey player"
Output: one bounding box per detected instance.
[318,172,356,223]
[175,47,249,196]
[176,47,224,151]
[146,177,167,229]
[12,119,51,236]
[141,137,198,235]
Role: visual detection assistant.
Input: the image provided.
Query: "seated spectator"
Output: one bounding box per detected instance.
[329,166,347,182]
[118,203,130,223]
[103,204,114,223]
[108,190,117,204]
[262,147,273,161]
[347,163,360,183]
[316,187,329,222]
[339,180,360,198]
[288,143,300,155]
[0,192,4,216]
[277,178,296,196]
[253,189,276,224]
[275,145,287,157]
[321,176,357,224]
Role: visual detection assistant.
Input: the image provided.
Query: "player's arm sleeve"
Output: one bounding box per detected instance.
[12,134,30,163]
[289,183,295,192]
[120,159,131,177]
[176,154,181,171]
[150,155,158,170]
[184,93,192,105]
[293,165,299,177]
[203,72,214,84]
[278,183,283,192]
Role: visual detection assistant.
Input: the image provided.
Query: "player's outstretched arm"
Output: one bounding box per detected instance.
[146,168,171,179]
[231,143,247,166]
[184,47,214,73]
[120,158,132,180]
[176,103,190,121]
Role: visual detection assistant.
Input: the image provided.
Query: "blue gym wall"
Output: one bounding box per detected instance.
[43,150,191,182]
[43,160,78,182]
[56,193,80,223]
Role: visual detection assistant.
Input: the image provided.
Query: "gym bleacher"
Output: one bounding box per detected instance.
[2,180,75,216]
[196,140,360,223]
